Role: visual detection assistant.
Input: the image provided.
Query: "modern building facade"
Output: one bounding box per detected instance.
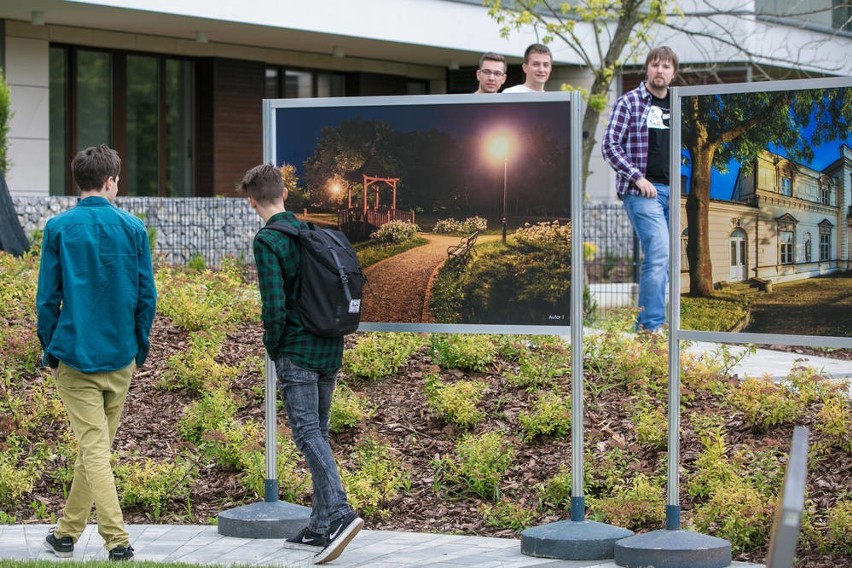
[1,0,850,202]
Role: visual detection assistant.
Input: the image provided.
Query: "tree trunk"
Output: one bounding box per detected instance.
[686,145,716,296]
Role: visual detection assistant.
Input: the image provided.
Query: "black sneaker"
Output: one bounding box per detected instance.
[108,545,134,561]
[44,528,74,559]
[313,511,363,565]
[286,527,327,547]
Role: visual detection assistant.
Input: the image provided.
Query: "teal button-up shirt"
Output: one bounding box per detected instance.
[253,211,343,371]
[36,196,157,373]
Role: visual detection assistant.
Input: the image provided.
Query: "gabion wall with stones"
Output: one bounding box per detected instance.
[13,196,262,268]
[583,201,637,259]
[12,196,636,269]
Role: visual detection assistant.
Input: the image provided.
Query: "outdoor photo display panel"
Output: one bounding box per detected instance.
[266,93,575,334]
[676,78,852,344]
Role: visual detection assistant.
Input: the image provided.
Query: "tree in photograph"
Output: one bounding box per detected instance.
[682,87,851,296]
[303,118,401,210]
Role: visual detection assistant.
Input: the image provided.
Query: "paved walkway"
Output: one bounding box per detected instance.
[0,524,763,567]
[685,342,852,383]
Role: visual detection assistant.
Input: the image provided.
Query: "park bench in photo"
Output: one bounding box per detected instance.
[447,230,479,268]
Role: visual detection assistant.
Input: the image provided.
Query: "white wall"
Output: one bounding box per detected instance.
[5,33,50,197]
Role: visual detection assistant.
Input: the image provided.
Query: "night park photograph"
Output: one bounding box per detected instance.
[270,94,574,331]
[678,81,852,339]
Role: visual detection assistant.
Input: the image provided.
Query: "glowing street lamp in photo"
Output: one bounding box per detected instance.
[485,130,515,242]
[328,177,350,208]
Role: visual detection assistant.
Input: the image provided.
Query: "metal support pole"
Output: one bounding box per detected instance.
[264,353,278,503]
[501,158,508,243]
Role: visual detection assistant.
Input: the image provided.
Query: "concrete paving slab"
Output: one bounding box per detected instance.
[0,524,764,568]
[685,341,852,383]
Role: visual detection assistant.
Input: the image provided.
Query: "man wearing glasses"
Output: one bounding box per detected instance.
[474,52,507,94]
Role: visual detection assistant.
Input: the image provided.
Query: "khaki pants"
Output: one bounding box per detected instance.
[54,361,134,551]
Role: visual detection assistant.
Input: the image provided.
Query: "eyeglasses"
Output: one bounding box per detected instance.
[478,69,505,78]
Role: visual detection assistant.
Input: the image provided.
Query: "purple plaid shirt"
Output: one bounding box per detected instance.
[602,81,654,198]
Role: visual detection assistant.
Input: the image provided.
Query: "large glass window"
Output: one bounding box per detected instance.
[780,176,792,196]
[49,46,194,197]
[804,232,812,263]
[76,50,113,150]
[126,55,159,197]
[166,59,194,197]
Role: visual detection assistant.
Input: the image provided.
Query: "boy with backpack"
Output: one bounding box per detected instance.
[239,164,363,565]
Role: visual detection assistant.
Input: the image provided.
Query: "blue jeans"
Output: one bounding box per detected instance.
[622,183,670,332]
[275,356,350,534]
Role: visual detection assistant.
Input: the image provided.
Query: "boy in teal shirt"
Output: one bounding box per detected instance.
[37,145,157,560]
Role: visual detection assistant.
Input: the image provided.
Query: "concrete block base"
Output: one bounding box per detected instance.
[217,501,311,539]
[521,520,634,560]
[614,529,731,568]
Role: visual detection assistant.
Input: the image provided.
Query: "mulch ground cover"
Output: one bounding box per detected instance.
[10,316,851,568]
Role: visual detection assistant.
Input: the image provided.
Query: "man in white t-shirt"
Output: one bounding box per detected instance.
[503,43,552,93]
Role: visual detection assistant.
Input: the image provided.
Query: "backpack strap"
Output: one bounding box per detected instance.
[262,220,301,238]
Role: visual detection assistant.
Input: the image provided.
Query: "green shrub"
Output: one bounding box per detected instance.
[691,477,773,553]
[814,395,852,452]
[343,333,423,380]
[369,220,421,244]
[155,266,259,330]
[632,400,667,449]
[820,498,852,554]
[429,334,497,372]
[434,431,515,501]
[115,454,198,520]
[340,439,410,517]
[686,425,736,500]
[480,498,536,530]
[537,465,572,510]
[177,387,238,443]
[584,314,667,395]
[588,473,665,529]
[424,374,487,428]
[178,388,263,468]
[0,448,36,508]
[329,385,374,433]
[518,390,571,442]
[729,377,803,430]
[240,436,310,503]
[159,331,237,393]
[506,342,570,390]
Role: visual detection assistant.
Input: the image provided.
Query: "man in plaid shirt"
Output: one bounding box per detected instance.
[602,46,678,332]
[240,164,362,564]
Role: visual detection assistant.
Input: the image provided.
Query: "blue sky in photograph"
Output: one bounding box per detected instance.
[681,94,851,201]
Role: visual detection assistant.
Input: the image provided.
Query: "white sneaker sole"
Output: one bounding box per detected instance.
[44,540,73,559]
[313,516,364,565]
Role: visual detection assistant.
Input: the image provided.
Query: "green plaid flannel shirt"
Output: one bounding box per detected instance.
[253,211,343,371]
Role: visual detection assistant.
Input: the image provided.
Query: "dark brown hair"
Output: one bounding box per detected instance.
[523,43,552,63]
[238,164,287,204]
[71,145,121,192]
[479,52,506,72]
[645,46,679,73]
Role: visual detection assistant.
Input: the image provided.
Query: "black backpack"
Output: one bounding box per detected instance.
[262,221,364,337]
